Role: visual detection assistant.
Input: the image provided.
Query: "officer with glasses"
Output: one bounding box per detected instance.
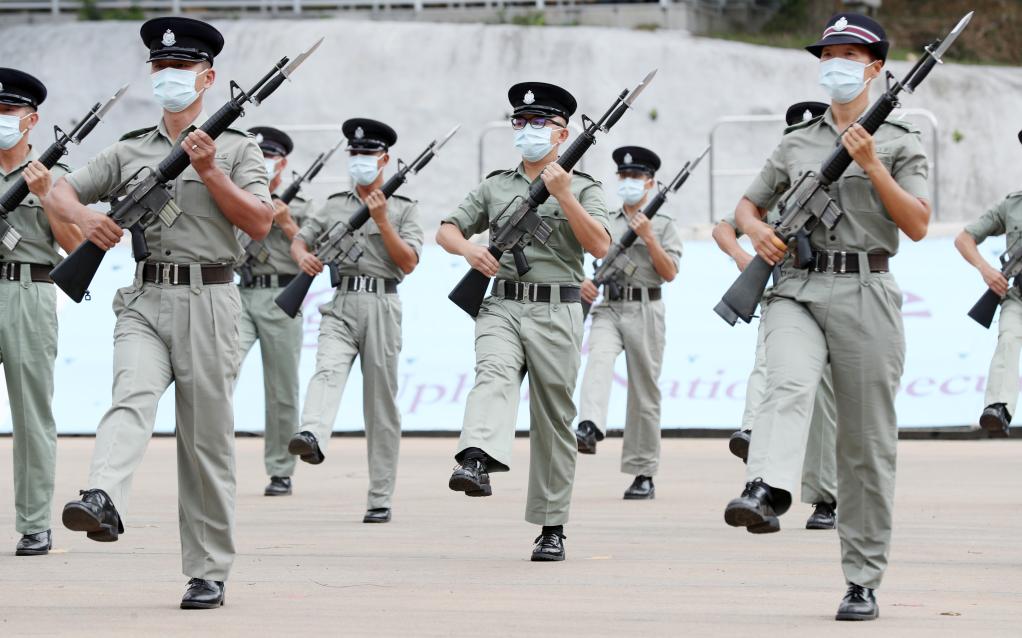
[438,81,611,562]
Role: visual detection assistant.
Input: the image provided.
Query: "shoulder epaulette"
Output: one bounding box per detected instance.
[573,170,598,182]
[327,191,353,200]
[390,193,415,203]
[882,118,920,134]
[1005,191,1022,200]
[783,116,822,135]
[119,126,157,141]
[485,168,515,179]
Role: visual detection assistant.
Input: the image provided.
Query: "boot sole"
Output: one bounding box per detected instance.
[576,438,596,455]
[729,435,750,463]
[623,490,655,500]
[806,520,835,530]
[724,501,780,533]
[15,546,51,556]
[288,439,324,465]
[530,552,565,562]
[62,504,118,542]
[979,413,1009,438]
[835,609,878,621]
[263,490,292,496]
[181,597,225,610]
[448,474,492,497]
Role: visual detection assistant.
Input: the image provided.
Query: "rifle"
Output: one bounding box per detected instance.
[713,11,973,326]
[237,134,344,287]
[274,124,461,318]
[583,144,709,317]
[50,37,324,303]
[448,69,658,318]
[968,237,1022,328]
[0,84,128,251]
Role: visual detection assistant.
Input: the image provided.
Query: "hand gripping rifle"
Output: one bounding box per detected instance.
[968,237,1022,328]
[0,84,128,251]
[237,134,344,287]
[274,124,461,318]
[582,144,709,318]
[448,69,658,318]
[50,37,324,302]
[713,12,973,326]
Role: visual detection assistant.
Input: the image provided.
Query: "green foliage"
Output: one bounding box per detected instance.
[634,23,662,32]
[952,130,964,144]
[78,0,145,21]
[510,11,547,27]
[648,108,659,122]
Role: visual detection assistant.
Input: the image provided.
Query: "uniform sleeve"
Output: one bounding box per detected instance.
[743,141,790,211]
[578,182,610,236]
[290,197,312,229]
[659,217,684,266]
[891,130,930,201]
[296,200,330,247]
[397,201,424,257]
[443,182,490,238]
[231,136,272,203]
[964,199,1007,245]
[64,142,122,204]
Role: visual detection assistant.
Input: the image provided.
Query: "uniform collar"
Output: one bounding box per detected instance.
[156,111,209,143]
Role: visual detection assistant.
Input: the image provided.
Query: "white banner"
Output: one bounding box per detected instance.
[0,236,1005,434]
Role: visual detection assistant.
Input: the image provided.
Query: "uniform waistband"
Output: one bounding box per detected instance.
[603,285,662,302]
[335,274,398,294]
[142,263,234,286]
[491,280,582,304]
[0,262,53,284]
[238,273,296,289]
[810,251,890,274]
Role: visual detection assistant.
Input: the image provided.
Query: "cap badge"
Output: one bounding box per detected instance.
[0,82,4,92]
[354,126,365,139]
[162,29,176,47]
[802,109,813,122]
[624,153,633,164]
[833,17,848,32]
[254,133,264,144]
[523,90,535,105]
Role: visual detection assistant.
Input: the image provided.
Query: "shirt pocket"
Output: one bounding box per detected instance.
[536,201,570,251]
[11,194,49,240]
[838,150,895,215]
[176,155,233,218]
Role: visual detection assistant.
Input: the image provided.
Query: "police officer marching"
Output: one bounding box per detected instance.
[0,69,84,556]
[574,145,682,500]
[955,131,1022,438]
[43,17,274,609]
[438,82,610,561]
[722,13,931,620]
[287,118,423,525]
[713,101,838,531]
[236,126,309,497]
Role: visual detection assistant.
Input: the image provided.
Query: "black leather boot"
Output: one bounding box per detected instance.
[62,489,124,542]
[623,475,655,500]
[449,456,491,497]
[979,403,1011,438]
[15,529,52,556]
[724,478,781,534]
[575,420,604,455]
[835,583,878,621]
[181,578,225,610]
[288,431,325,464]
[805,502,836,530]
[264,476,292,496]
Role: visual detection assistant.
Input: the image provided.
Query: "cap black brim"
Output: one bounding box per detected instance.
[806,38,888,61]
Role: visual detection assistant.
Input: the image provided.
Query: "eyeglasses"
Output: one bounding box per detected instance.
[510,116,564,130]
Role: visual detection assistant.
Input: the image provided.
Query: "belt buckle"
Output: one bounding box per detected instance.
[351,276,363,292]
[839,251,848,274]
[160,263,179,285]
[826,252,835,273]
[365,277,377,293]
[3,263,14,281]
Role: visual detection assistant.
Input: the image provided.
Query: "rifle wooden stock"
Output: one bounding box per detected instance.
[968,289,1002,329]
[448,247,503,317]
[275,271,315,318]
[714,255,774,326]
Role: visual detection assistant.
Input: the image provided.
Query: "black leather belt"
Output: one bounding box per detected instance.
[239,274,296,289]
[142,263,235,285]
[811,251,890,274]
[492,280,582,304]
[0,262,53,283]
[336,275,398,294]
[605,286,662,302]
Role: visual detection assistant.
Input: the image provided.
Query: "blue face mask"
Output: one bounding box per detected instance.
[818,58,876,104]
[617,178,648,205]
[513,126,555,162]
[264,159,280,181]
[349,154,381,186]
[0,114,28,150]
[151,67,207,113]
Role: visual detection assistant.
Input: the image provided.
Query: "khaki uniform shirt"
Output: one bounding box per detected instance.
[965,191,1022,302]
[0,148,68,266]
[607,207,682,287]
[236,192,310,277]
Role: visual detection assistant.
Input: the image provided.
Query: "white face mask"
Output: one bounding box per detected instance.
[818,58,876,104]
[264,158,281,181]
[0,113,29,150]
[513,126,556,162]
[617,178,648,205]
[151,67,208,113]
[348,154,381,186]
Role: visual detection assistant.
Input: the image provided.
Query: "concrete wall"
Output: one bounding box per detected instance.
[0,18,1016,237]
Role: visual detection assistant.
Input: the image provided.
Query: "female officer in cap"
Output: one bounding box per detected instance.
[44,16,273,610]
[574,145,682,501]
[437,81,610,562]
[724,13,930,621]
[0,68,84,557]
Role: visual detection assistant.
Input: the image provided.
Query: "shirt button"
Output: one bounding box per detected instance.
[830,235,836,241]
[165,250,172,256]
